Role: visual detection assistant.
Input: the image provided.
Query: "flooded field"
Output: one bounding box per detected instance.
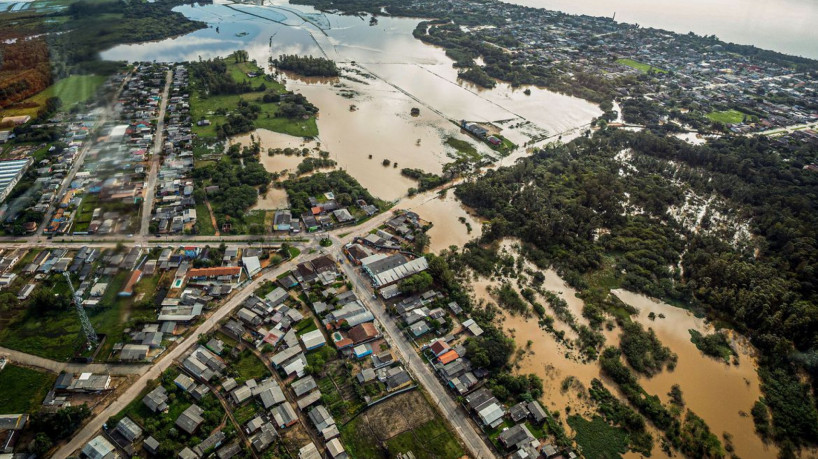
[613,290,777,459]
[464,241,772,458]
[102,0,600,204]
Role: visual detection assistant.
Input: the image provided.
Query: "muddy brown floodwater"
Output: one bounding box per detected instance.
[466,240,773,458]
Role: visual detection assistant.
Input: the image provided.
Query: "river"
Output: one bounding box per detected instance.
[502,0,818,59]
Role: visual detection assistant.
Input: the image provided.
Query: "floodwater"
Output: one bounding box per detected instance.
[612,290,777,459]
[101,0,600,203]
[465,240,771,458]
[232,129,313,210]
[408,191,484,253]
[503,0,818,59]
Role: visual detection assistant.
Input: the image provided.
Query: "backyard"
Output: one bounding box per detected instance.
[0,364,56,414]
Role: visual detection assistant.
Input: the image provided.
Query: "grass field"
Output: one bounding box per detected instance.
[0,271,155,361]
[616,58,667,74]
[706,109,755,124]
[339,390,463,459]
[0,364,56,414]
[232,350,270,382]
[2,75,107,118]
[568,415,629,459]
[195,202,216,236]
[190,55,318,139]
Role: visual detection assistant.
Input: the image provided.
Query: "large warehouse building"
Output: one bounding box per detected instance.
[0,158,32,204]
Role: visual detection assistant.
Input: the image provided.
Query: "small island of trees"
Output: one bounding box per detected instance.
[273,54,340,77]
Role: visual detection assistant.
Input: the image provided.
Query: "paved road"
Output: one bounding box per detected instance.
[139,70,173,239]
[327,242,496,459]
[52,256,302,459]
[0,346,148,376]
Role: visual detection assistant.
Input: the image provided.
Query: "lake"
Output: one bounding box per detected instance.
[502,0,818,59]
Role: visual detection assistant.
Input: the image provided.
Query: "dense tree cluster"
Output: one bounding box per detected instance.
[453,127,818,452]
[619,321,677,376]
[282,170,382,215]
[273,54,340,77]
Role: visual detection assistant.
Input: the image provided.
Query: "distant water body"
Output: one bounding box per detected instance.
[502,0,818,59]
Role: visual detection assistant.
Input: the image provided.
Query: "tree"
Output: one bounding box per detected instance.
[398,271,433,294]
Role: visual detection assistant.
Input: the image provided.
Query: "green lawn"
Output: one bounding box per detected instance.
[232,350,270,382]
[190,53,318,139]
[2,75,107,118]
[386,418,464,459]
[706,109,755,124]
[295,317,318,336]
[0,364,56,414]
[190,90,318,138]
[616,58,667,74]
[568,415,629,459]
[195,202,216,236]
[340,416,383,459]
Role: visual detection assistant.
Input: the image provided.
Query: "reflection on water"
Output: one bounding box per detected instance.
[102,0,600,204]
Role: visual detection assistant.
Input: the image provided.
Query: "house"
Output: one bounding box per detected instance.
[528,400,547,424]
[119,270,142,296]
[82,435,117,459]
[291,376,317,397]
[297,390,322,410]
[299,442,322,459]
[186,266,242,281]
[193,431,226,456]
[120,344,149,361]
[409,321,431,337]
[216,442,242,459]
[174,374,196,392]
[250,423,277,452]
[143,436,160,456]
[116,417,143,442]
[271,403,298,428]
[326,438,348,459]
[461,318,484,336]
[300,329,326,350]
[353,344,372,359]
[498,424,536,451]
[467,388,505,428]
[509,402,530,423]
[385,368,412,391]
[265,287,289,307]
[348,322,379,343]
[361,253,429,288]
[243,256,261,277]
[356,368,376,384]
[308,405,335,432]
[175,404,205,435]
[429,340,450,357]
[274,210,292,231]
[179,447,197,459]
[437,349,459,365]
[231,385,252,404]
[142,386,169,412]
[333,208,354,223]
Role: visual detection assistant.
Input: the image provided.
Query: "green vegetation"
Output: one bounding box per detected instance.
[189,52,319,139]
[194,202,216,236]
[398,271,434,294]
[444,136,480,161]
[192,143,271,234]
[283,170,386,216]
[385,418,464,459]
[3,75,106,117]
[231,349,270,382]
[616,58,667,74]
[587,379,653,455]
[110,368,226,457]
[619,321,677,376]
[688,329,736,362]
[568,415,629,459]
[273,54,340,77]
[0,364,56,413]
[706,109,755,124]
